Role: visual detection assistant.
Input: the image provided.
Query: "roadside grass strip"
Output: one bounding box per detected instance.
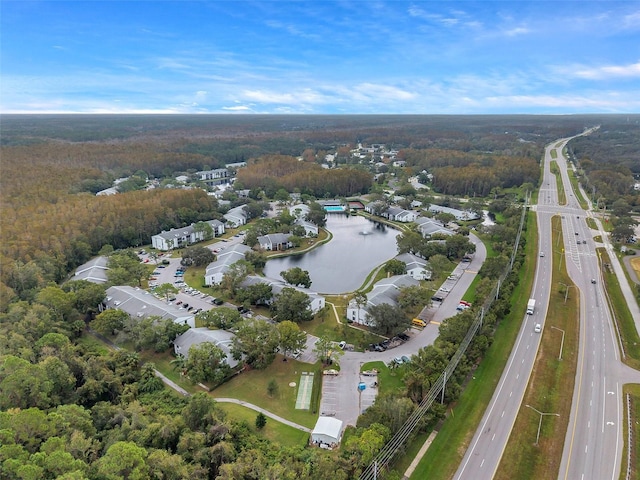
[496,215,578,480]
[295,372,314,410]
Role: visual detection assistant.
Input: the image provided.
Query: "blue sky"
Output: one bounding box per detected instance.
[2,1,639,114]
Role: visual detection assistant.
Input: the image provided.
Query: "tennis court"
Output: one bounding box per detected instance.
[295,372,314,410]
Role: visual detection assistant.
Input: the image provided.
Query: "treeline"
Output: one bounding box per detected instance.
[401,148,540,196]
[237,155,373,197]
[1,188,219,285]
[568,122,640,207]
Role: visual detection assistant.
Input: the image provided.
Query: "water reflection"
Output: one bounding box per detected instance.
[263,214,400,294]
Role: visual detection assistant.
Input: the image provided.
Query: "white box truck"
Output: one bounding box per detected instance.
[526,299,535,315]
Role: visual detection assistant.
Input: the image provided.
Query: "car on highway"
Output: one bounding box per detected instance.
[591,278,596,284]
[539,252,544,257]
[534,324,541,333]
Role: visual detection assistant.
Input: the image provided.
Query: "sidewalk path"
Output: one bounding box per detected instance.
[214,398,312,432]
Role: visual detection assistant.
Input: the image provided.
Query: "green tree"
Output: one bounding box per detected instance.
[280,267,312,288]
[181,245,215,267]
[198,306,242,329]
[63,280,106,313]
[306,201,327,227]
[35,286,76,321]
[244,250,267,270]
[384,259,406,276]
[276,320,307,358]
[397,285,431,310]
[235,282,273,306]
[193,221,214,241]
[185,342,230,385]
[271,287,313,323]
[96,441,149,480]
[231,319,279,369]
[255,412,267,429]
[91,309,129,336]
[266,379,278,397]
[181,392,224,431]
[156,283,179,303]
[221,260,253,297]
[367,303,410,336]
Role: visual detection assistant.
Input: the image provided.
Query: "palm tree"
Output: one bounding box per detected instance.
[352,291,367,324]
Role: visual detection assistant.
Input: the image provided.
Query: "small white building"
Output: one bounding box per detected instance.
[395,253,431,280]
[204,244,252,286]
[311,417,343,448]
[346,275,419,326]
[223,205,248,227]
[240,275,325,314]
[151,220,225,251]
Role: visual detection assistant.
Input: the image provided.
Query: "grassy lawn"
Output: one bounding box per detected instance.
[216,402,310,447]
[77,332,113,356]
[406,210,539,479]
[496,215,578,480]
[600,249,640,370]
[362,360,406,394]
[550,149,558,159]
[210,356,320,429]
[568,170,589,209]
[620,384,640,480]
[586,217,598,230]
[138,349,200,394]
[550,161,566,205]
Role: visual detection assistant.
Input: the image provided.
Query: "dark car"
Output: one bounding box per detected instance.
[212,298,224,305]
[398,333,410,341]
[432,296,444,302]
[182,303,189,309]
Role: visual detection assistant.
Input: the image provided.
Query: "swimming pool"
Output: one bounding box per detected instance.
[324,205,346,212]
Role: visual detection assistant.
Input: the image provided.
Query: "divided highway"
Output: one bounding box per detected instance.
[453,128,640,480]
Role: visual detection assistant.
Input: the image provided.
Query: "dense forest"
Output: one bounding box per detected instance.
[567,121,640,207]
[2,114,635,479]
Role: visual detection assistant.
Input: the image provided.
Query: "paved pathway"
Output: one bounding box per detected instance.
[214,398,312,432]
[621,248,640,285]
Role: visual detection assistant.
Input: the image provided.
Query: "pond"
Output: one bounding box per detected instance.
[263,214,400,294]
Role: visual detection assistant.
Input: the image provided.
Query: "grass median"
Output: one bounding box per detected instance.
[496,215,578,479]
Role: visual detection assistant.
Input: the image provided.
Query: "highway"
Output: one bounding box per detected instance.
[554,137,640,480]
[452,128,640,480]
[453,137,563,480]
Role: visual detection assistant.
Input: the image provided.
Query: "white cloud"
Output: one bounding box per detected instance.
[570,61,640,80]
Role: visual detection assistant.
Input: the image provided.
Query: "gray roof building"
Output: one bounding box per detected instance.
[104,285,194,327]
[173,328,238,368]
[74,256,109,284]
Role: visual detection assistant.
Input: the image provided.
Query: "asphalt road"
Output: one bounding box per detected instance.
[554,138,640,480]
[454,131,600,479]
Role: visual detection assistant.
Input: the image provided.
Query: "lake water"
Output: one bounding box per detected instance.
[263,214,400,294]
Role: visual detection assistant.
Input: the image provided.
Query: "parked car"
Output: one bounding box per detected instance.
[212,298,224,305]
[398,333,410,341]
[394,356,404,364]
[338,341,347,349]
[401,355,410,364]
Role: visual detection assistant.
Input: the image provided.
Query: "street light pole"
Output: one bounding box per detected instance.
[558,282,577,303]
[550,326,565,360]
[525,404,560,445]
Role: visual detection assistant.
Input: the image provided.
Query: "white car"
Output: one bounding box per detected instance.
[539,252,544,257]
[534,324,542,333]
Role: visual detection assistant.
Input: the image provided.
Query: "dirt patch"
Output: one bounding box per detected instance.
[630,256,640,281]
